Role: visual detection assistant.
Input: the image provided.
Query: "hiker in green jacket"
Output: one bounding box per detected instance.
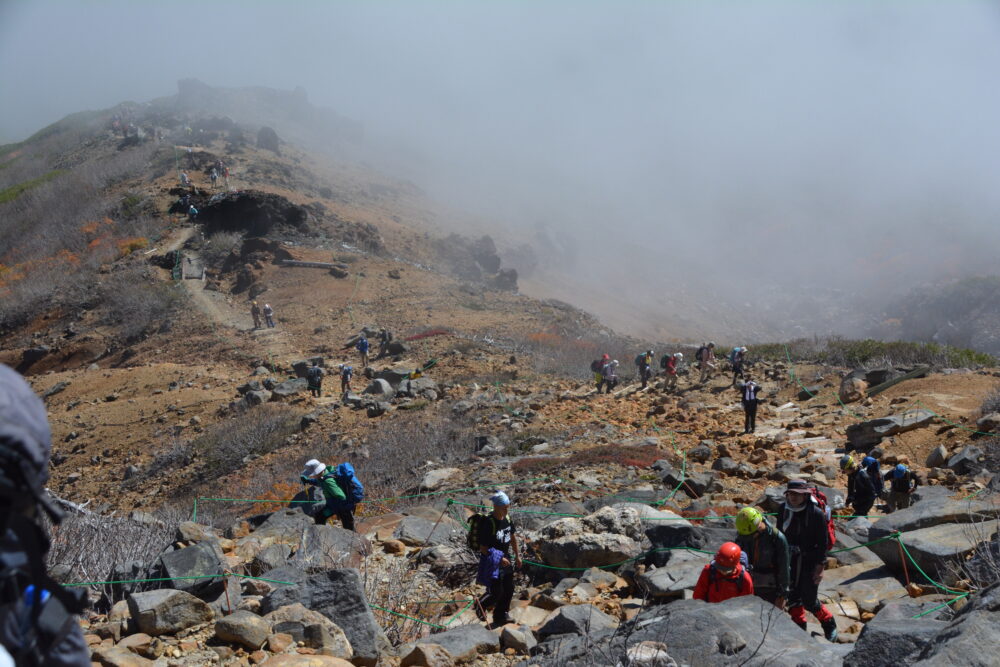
[300,459,354,531]
[734,506,791,609]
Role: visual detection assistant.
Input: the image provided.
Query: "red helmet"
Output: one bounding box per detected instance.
[715,542,742,570]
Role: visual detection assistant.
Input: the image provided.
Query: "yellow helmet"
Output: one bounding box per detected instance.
[735,507,764,536]
[840,454,858,472]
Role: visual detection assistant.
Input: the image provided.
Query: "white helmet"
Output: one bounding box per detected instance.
[741,346,748,352]
[612,360,619,366]
[674,352,683,358]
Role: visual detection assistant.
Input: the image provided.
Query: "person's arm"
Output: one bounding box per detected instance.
[320,474,347,504]
[846,474,856,504]
[773,526,791,598]
[511,525,522,568]
[692,567,709,601]
[743,569,754,595]
[910,472,921,491]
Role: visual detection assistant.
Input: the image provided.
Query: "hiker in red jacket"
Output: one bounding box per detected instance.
[693,542,754,603]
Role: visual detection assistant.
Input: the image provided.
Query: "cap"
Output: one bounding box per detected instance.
[490,491,510,506]
[301,459,325,478]
[785,479,812,494]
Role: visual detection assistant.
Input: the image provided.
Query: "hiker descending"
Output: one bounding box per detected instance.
[262,303,275,328]
[187,204,198,221]
[730,346,748,385]
[601,359,619,394]
[735,507,790,608]
[300,459,362,531]
[661,352,681,391]
[884,464,920,512]
[739,376,762,434]
[210,167,218,188]
[777,480,838,641]
[862,455,884,500]
[696,342,716,383]
[841,454,877,517]
[693,542,754,603]
[636,350,654,389]
[339,363,353,394]
[356,334,370,367]
[250,301,261,329]
[377,328,393,358]
[306,361,324,398]
[473,492,521,629]
[591,354,610,392]
[0,365,90,666]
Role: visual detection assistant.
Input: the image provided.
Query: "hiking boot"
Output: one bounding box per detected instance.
[821,618,838,642]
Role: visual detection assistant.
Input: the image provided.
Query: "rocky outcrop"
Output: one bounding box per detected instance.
[535,506,645,570]
[127,589,214,636]
[845,410,935,452]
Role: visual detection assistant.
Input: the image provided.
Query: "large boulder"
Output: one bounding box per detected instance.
[157,541,224,596]
[839,377,868,404]
[946,445,985,475]
[537,604,619,638]
[845,410,935,452]
[214,609,271,649]
[844,612,946,666]
[392,515,463,547]
[868,523,981,582]
[912,582,1000,666]
[634,550,709,599]
[259,569,390,666]
[418,468,461,492]
[289,525,371,571]
[415,625,500,663]
[271,378,309,400]
[535,506,645,570]
[818,561,909,614]
[263,603,352,658]
[127,589,214,636]
[363,378,395,399]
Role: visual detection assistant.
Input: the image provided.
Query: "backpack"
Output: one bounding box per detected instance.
[334,463,364,504]
[590,359,602,373]
[467,514,496,551]
[809,487,837,551]
[634,354,645,367]
[695,346,707,362]
[707,554,750,592]
[660,354,671,369]
[307,366,322,381]
[341,365,353,379]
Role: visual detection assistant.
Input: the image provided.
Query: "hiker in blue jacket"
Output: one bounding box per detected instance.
[356,335,370,367]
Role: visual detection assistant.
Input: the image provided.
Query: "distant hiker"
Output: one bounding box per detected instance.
[473,492,521,629]
[307,361,324,398]
[696,342,716,383]
[777,480,838,641]
[180,171,190,186]
[730,346,748,385]
[187,204,198,221]
[262,303,275,327]
[635,350,654,389]
[250,301,261,329]
[735,507,790,608]
[840,454,877,517]
[884,464,920,512]
[377,328,393,358]
[862,455,884,499]
[601,359,619,394]
[661,352,681,391]
[591,354,610,392]
[224,165,231,187]
[210,168,218,188]
[356,335,370,367]
[693,542,754,603]
[0,365,90,666]
[339,363,353,393]
[405,366,423,395]
[300,459,362,531]
[739,376,761,434]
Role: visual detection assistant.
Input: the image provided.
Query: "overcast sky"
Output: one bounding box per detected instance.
[4,1,1000,337]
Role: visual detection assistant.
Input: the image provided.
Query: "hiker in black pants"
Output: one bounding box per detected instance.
[739,377,761,434]
[476,492,521,628]
[307,361,324,398]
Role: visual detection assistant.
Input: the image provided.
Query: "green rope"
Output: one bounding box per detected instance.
[369,598,475,629]
[911,592,971,618]
[524,545,712,572]
[827,532,900,554]
[65,572,297,588]
[895,535,967,595]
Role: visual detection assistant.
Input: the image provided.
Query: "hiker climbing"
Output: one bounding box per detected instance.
[661,352,681,391]
[884,463,920,512]
[693,542,754,603]
[250,301,261,329]
[356,334,370,367]
[730,346,748,385]
[862,455,884,501]
[306,361,324,398]
[841,454,877,517]
[696,342,716,383]
[635,350,654,389]
[739,375,761,434]
[601,359,619,394]
[187,204,198,222]
[472,492,521,629]
[735,507,790,608]
[778,480,838,641]
[339,363,353,394]
[299,459,363,531]
[210,167,218,188]
[0,365,90,666]
[262,303,275,328]
[377,328,393,358]
[180,171,190,186]
[591,354,610,392]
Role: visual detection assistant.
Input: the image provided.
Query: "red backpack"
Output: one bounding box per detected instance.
[809,487,837,551]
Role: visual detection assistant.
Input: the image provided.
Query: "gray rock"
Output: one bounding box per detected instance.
[846,410,935,452]
[270,378,309,400]
[250,543,292,575]
[688,445,712,463]
[926,445,949,468]
[946,445,984,475]
[537,604,619,638]
[452,400,474,414]
[419,467,461,492]
[290,524,371,571]
[158,542,224,596]
[250,508,314,542]
[912,582,1000,666]
[832,531,881,566]
[214,609,271,649]
[536,506,645,569]
[303,622,354,658]
[818,561,909,614]
[845,617,946,667]
[635,551,708,598]
[711,457,739,475]
[662,468,721,498]
[393,515,463,547]
[363,378,395,398]
[244,389,272,405]
[500,625,537,653]
[869,522,981,581]
[386,341,409,355]
[127,589,214,636]
[867,493,996,546]
[259,569,391,666]
[975,412,1000,433]
[415,624,500,662]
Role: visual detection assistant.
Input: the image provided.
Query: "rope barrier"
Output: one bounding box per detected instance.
[369,598,475,629]
[911,592,971,618]
[64,572,296,588]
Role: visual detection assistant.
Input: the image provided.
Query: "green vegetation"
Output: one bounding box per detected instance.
[753,337,995,369]
[0,169,67,204]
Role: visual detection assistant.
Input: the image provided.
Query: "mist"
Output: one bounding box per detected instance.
[4,1,1000,342]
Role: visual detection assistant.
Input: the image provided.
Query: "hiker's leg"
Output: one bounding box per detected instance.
[492,568,515,626]
[337,507,355,532]
[749,401,758,432]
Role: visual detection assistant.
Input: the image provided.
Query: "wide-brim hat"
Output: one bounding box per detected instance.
[785,479,812,494]
[301,459,325,477]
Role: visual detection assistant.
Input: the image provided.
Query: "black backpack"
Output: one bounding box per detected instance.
[467,514,496,551]
[695,346,708,362]
[590,359,602,373]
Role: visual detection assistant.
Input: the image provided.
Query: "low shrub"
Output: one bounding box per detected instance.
[510,457,562,476]
[99,264,183,343]
[192,403,301,480]
[753,337,995,369]
[200,230,243,268]
[980,386,1000,417]
[568,444,663,469]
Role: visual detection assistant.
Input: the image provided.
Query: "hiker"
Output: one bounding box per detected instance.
[841,454,877,517]
[306,361,324,398]
[0,365,90,666]
[661,352,681,391]
[884,464,920,512]
[356,335,370,367]
[405,366,423,395]
[777,480,838,641]
[739,376,761,434]
[377,328,393,358]
[591,354,610,392]
[250,301,261,329]
[474,492,522,628]
[210,167,218,188]
[180,171,190,186]
[735,507,790,607]
[339,363,353,394]
[861,455,884,500]
[693,542,754,603]
[696,342,716,383]
[601,359,619,394]
[263,303,275,328]
[299,459,362,531]
[730,346,748,385]
[187,204,198,221]
[636,350,654,389]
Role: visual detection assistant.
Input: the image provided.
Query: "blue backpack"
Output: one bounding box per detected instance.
[335,462,365,504]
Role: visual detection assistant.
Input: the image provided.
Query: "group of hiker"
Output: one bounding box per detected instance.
[249,301,276,329]
[304,361,355,398]
[590,342,751,394]
[840,453,920,515]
